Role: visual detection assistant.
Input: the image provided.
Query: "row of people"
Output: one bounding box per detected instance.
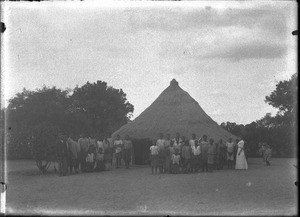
[149,133,248,174]
[55,133,133,176]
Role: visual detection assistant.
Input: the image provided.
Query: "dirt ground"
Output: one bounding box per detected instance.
[4,158,298,215]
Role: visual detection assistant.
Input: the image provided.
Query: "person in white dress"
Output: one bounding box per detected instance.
[235,138,248,170]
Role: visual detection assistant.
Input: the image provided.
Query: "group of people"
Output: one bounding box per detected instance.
[55,131,250,177]
[149,133,248,174]
[258,142,272,166]
[55,133,133,177]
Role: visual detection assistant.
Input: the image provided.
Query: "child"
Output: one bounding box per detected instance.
[95,147,105,172]
[207,139,216,172]
[181,140,192,173]
[265,144,272,166]
[86,148,95,172]
[171,149,181,174]
[150,140,159,174]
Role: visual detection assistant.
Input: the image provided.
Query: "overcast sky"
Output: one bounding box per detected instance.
[2,1,297,124]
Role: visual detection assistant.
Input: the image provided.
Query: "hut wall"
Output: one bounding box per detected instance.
[132,138,152,165]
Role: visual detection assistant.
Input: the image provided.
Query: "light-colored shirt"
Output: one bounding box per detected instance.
[97,141,104,150]
[226,142,234,153]
[156,139,165,151]
[150,145,159,155]
[192,146,201,155]
[86,153,94,162]
[173,138,183,153]
[67,138,80,158]
[172,154,180,164]
[189,139,196,149]
[114,140,123,153]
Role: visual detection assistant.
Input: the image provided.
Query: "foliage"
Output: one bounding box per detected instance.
[221,73,297,158]
[6,82,134,171]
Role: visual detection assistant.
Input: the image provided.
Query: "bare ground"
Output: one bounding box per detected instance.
[4,158,298,216]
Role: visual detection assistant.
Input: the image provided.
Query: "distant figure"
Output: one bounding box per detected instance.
[85,147,95,172]
[78,134,90,172]
[207,138,216,172]
[189,133,197,149]
[156,133,165,173]
[218,139,226,170]
[226,138,234,169]
[56,133,69,176]
[103,133,113,167]
[67,133,80,174]
[113,134,123,168]
[172,132,182,155]
[200,135,209,172]
[150,139,159,174]
[164,134,172,173]
[261,143,267,163]
[123,135,133,169]
[235,138,248,170]
[181,140,192,173]
[234,139,239,164]
[214,142,220,170]
[264,144,272,166]
[95,146,105,172]
[171,149,181,174]
[191,138,201,173]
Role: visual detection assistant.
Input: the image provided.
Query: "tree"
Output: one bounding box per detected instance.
[7,86,70,171]
[70,80,134,136]
[6,81,135,169]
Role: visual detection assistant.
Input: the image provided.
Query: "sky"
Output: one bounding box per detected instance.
[2,1,297,125]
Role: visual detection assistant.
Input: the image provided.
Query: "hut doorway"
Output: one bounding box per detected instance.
[132,139,152,165]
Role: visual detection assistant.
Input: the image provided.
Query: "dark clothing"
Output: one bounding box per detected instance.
[123,149,132,169]
[56,139,69,176]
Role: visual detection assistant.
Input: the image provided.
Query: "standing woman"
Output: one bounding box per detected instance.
[164,134,172,173]
[226,138,235,169]
[218,139,226,170]
[207,138,216,172]
[123,135,133,169]
[113,134,123,168]
[200,135,209,172]
[235,138,248,170]
[103,135,113,170]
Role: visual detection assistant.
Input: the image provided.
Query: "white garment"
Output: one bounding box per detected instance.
[150,145,159,155]
[192,146,201,155]
[189,139,196,149]
[235,140,248,170]
[114,140,123,153]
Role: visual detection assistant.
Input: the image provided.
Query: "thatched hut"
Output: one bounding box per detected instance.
[112,79,237,164]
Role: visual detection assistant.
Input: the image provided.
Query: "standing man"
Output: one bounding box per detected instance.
[200,135,209,172]
[67,133,80,174]
[78,133,90,172]
[56,133,69,177]
[156,133,165,173]
[172,132,182,155]
[123,135,133,169]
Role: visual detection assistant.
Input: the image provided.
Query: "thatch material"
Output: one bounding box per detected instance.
[112,79,237,141]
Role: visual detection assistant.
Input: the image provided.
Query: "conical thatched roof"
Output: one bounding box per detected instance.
[112,79,236,141]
